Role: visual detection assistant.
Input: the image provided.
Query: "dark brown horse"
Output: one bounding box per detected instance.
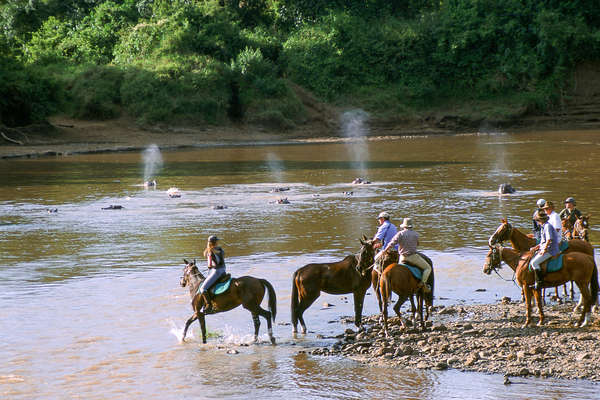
[180,259,277,344]
[483,245,598,327]
[574,215,591,242]
[489,219,594,300]
[290,236,375,334]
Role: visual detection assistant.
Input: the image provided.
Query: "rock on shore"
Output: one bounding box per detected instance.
[309,302,600,381]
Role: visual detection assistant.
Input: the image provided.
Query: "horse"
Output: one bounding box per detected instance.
[483,245,598,327]
[362,241,434,324]
[488,219,594,301]
[355,241,435,337]
[573,215,591,242]
[179,259,277,344]
[290,236,374,334]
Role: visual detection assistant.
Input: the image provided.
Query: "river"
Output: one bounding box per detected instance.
[1,129,599,399]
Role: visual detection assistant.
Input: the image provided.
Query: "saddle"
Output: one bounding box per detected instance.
[527,241,569,274]
[210,274,232,296]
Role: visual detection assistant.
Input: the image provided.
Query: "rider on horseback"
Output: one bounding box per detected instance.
[199,235,226,313]
[559,197,582,227]
[532,198,546,242]
[383,218,432,293]
[530,211,561,290]
[372,211,398,269]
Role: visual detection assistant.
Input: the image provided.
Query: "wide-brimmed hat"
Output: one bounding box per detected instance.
[208,235,220,243]
[542,201,554,210]
[535,210,549,222]
[400,218,413,228]
[377,211,390,219]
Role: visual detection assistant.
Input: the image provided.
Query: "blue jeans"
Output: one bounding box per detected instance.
[531,252,552,271]
[199,267,226,294]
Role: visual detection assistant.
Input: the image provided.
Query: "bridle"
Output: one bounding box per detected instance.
[486,245,517,285]
[489,222,512,246]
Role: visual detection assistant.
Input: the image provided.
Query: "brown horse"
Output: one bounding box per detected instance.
[290,236,375,334]
[483,245,598,327]
[365,244,434,324]
[180,259,277,344]
[574,215,591,242]
[489,219,594,300]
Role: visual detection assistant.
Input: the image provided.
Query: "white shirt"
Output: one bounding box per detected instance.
[548,211,561,234]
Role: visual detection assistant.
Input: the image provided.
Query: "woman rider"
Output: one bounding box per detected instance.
[199,235,226,313]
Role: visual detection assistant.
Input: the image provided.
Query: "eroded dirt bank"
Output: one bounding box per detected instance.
[309,301,600,381]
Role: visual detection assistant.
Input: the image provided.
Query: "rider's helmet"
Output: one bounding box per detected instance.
[208,235,220,243]
[377,211,390,220]
[564,197,576,205]
[536,198,546,208]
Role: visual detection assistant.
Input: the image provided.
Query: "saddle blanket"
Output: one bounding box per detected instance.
[197,278,232,296]
[399,263,423,281]
[530,254,564,273]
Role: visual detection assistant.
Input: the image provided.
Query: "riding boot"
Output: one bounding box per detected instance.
[534,269,543,290]
[200,292,214,314]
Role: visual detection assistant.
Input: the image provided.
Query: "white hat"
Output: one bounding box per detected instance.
[536,199,546,208]
[400,218,413,228]
[377,211,390,219]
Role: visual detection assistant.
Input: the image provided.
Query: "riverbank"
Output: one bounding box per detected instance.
[310,301,600,381]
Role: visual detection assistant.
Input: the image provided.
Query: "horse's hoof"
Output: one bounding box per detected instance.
[270,337,277,345]
[536,321,544,327]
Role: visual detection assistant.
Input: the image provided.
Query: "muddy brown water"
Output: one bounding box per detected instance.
[1,130,599,399]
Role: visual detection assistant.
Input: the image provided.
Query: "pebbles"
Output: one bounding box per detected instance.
[313,302,600,381]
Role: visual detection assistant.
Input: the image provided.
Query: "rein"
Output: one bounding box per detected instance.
[489,246,519,288]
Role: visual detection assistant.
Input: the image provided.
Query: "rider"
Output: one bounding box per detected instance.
[372,211,398,261]
[383,218,432,293]
[532,198,546,242]
[530,210,561,290]
[198,235,226,313]
[542,201,561,236]
[559,197,582,227]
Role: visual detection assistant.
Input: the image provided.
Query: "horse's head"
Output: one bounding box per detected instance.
[180,258,204,287]
[357,235,376,276]
[574,215,591,241]
[483,245,502,275]
[488,219,511,247]
[561,217,574,239]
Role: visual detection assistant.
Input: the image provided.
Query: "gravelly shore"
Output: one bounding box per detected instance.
[307,300,600,381]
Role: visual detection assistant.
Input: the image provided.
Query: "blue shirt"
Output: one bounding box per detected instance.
[374,221,398,250]
[540,222,560,256]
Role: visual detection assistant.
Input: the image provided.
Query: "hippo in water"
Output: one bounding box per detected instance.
[144,180,157,187]
[343,191,354,196]
[352,178,371,184]
[166,187,181,198]
[270,187,290,193]
[47,208,58,213]
[277,198,290,204]
[498,183,516,194]
[102,205,124,210]
[212,205,228,210]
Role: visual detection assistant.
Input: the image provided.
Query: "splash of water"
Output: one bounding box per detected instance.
[142,144,163,182]
[266,152,284,183]
[167,319,186,343]
[341,109,369,178]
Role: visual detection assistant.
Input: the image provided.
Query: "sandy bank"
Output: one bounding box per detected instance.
[308,301,600,381]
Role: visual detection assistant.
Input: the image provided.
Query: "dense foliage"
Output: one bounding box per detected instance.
[1,0,599,128]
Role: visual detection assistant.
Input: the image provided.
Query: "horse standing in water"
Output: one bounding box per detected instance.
[179,259,277,344]
[290,236,375,334]
[562,215,591,242]
[483,245,598,327]
[489,219,594,301]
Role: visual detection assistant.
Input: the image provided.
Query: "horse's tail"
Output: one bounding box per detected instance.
[260,278,277,322]
[379,274,390,306]
[291,270,299,327]
[590,257,599,305]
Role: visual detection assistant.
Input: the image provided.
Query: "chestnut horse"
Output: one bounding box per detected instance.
[356,241,435,336]
[562,215,591,242]
[483,245,598,327]
[180,259,277,344]
[489,219,594,300]
[290,236,375,334]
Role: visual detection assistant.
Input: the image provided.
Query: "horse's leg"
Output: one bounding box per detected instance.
[352,289,367,330]
[251,313,261,343]
[522,286,532,327]
[570,281,575,301]
[575,281,592,327]
[409,296,417,325]
[181,313,197,342]
[393,295,408,328]
[296,293,319,335]
[198,313,207,344]
[418,293,425,331]
[533,289,544,326]
[257,306,276,345]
